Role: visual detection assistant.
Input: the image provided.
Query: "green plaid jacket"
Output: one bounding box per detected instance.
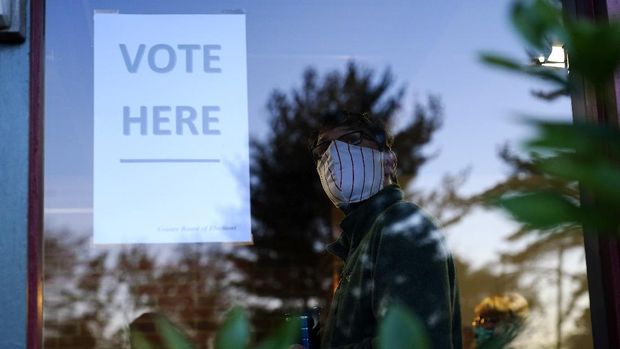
[321,185,462,349]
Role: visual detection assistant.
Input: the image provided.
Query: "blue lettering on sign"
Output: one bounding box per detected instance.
[123,106,221,135]
[119,44,222,73]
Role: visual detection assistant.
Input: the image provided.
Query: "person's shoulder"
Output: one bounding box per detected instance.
[378,200,439,233]
[374,200,448,249]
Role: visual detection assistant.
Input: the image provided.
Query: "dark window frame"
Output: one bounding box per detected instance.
[563,0,620,348]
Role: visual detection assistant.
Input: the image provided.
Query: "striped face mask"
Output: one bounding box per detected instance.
[317,140,384,208]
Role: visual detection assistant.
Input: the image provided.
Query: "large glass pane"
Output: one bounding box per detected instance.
[44,1,593,348]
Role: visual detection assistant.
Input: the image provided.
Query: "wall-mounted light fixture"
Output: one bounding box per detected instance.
[536,43,568,69]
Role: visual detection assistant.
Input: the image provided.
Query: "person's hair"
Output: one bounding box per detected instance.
[474,293,530,325]
[309,110,397,183]
[309,110,393,151]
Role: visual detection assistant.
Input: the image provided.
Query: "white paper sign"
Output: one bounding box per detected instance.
[93,14,251,244]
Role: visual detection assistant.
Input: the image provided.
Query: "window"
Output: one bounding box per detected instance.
[43,1,593,348]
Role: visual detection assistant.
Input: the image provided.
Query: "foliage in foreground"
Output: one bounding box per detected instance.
[130,305,429,349]
[481,0,620,234]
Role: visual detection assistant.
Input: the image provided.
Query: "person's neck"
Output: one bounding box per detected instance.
[340,201,363,215]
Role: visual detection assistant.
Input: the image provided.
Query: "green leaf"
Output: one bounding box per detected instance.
[495,192,580,228]
[523,66,568,86]
[156,316,197,349]
[480,54,568,86]
[539,155,620,203]
[511,0,564,51]
[480,54,523,71]
[131,331,155,349]
[378,305,429,349]
[215,307,251,349]
[579,207,620,232]
[129,313,196,349]
[565,20,620,86]
[255,317,300,349]
[526,121,620,157]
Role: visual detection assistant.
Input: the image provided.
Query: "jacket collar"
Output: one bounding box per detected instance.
[326,184,404,261]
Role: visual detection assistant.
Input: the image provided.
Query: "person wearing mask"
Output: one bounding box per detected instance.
[472,293,529,349]
[311,111,462,349]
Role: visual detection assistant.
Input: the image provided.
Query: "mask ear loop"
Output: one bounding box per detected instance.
[316,140,336,167]
[382,149,398,184]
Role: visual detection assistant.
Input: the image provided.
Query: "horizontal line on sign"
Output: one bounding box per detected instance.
[119,159,221,163]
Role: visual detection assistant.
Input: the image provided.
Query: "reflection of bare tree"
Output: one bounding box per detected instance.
[470,146,592,349]
[119,244,232,348]
[44,230,231,349]
[44,230,108,348]
[565,308,592,349]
